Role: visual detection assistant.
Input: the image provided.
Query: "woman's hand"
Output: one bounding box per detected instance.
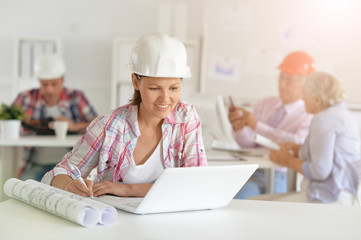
[92,181,130,197]
[283,142,301,157]
[51,174,94,197]
[65,179,94,197]
[93,181,153,197]
[269,143,305,174]
[269,143,293,167]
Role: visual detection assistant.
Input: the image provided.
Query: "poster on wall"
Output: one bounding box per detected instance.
[220,5,253,31]
[207,55,241,84]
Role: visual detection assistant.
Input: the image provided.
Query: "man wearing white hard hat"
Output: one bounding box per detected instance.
[42,33,207,198]
[13,53,98,181]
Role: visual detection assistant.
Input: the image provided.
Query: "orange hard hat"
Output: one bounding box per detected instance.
[278,51,316,76]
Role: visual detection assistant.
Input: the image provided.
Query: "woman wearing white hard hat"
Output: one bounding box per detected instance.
[42,33,208,197]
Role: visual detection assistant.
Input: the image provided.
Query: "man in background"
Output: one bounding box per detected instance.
[228,51,315,198]
[14,53,98,181]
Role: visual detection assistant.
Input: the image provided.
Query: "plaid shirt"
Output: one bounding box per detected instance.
[42,101,208,184]
[13,88,97,123]
[13,87,97,167]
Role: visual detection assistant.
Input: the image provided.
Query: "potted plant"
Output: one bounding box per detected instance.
[0,104,25,139]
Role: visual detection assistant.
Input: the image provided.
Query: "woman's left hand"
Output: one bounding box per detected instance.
[269,143,293,167]
[92,181,130,197]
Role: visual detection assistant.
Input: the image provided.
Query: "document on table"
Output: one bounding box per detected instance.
[211,139,269,157]
[253,134,280,150]
[206,151,245,161]
[211,139,242,152]
[3,178,118,227]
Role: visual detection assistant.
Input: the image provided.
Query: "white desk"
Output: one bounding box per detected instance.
[0,135,82,202]
[0,135,82,147]
[0,198,360,240]
[206,149,298,194]
[206,149,278,169]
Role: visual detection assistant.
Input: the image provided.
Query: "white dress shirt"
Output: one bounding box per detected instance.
[233,96,313,147]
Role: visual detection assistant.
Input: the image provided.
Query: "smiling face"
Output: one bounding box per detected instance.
[132,74,182,122]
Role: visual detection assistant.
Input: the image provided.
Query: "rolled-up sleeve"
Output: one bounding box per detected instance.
[41,116,105,184]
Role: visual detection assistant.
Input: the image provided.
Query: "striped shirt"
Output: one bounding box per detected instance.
[233,96,313,147]
[301,102,361,203]
[42,101,207,184]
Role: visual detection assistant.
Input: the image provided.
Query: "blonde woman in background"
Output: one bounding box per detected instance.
[255,71,361,205]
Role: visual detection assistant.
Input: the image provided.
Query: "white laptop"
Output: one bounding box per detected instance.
[96,164,258,215]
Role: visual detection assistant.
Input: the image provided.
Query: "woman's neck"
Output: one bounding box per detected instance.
[137,105,163,129]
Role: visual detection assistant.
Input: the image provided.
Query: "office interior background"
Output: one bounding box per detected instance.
[1,0,361,117]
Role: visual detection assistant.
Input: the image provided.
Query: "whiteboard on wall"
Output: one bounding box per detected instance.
[201,0,361,103]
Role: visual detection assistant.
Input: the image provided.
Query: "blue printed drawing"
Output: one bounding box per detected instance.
[215,64,234,76]
[208,55,241,83]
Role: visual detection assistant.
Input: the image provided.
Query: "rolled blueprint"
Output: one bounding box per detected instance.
[253,134,280,150]
[26,179,118,226]
[4,178,117,227]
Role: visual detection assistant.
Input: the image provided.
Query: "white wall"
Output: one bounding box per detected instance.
[0,0,204,115]
[2,0,361,116]
[202,0,361,104]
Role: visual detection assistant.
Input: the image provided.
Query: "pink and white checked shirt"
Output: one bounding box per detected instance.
[42,101,207,184]
[233,96,313,147]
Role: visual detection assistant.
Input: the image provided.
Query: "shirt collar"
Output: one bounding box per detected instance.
[325,101,346,112]
[125,104,141,137]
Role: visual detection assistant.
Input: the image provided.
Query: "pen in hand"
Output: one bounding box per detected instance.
[69,163,94,199]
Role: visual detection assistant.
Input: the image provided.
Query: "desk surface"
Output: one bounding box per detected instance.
[0,135,83,147]
[206,149,280,169]
[0,199,360,240]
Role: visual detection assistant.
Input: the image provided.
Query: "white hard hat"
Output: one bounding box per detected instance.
[34,53,66,80]
[128,33,191,78]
